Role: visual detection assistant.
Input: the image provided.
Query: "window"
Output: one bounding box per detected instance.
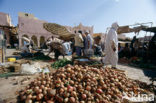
[25,13,28,16]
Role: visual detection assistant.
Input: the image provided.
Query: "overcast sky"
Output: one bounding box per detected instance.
[0,0,156,38]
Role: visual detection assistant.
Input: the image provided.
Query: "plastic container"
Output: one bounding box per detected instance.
[8,58,16,62]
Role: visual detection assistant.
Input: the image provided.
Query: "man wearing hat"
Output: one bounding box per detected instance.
[85,30,93,49]
[21,43,32,58]
[84,30,94,57]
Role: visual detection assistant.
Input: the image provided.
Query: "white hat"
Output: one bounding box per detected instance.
[85,30,89,34]
[111,22,119,31]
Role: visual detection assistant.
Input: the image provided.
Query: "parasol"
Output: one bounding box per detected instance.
[43,23,75,41]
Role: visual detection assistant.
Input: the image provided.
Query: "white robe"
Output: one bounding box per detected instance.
[103,23,118,67]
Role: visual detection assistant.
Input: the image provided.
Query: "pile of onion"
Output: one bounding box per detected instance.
[18,64,146,103]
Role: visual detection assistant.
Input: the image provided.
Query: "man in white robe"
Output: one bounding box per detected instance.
[103,22,119,68]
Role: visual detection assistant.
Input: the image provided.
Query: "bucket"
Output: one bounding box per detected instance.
[8,58,16,62]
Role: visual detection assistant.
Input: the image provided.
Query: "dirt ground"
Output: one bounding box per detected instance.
[117,64,156,85]
[0,74,38,103]
[0,49,155,103]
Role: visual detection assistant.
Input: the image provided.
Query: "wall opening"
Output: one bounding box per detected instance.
[22,34,29,46]
[31,35,38,47]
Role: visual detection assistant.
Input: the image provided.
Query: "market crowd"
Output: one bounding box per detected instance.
[72,22,119,69]
[21,22,155,68]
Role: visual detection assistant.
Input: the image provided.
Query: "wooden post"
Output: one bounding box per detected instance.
[0,48,2,63]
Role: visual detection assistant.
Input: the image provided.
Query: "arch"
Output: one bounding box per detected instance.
[40,36,45,47]
[31,35,38,47]
[22,34,29,46]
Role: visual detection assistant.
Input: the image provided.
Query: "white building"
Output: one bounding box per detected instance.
[18,12,53,48]
[18,13,94,48]
[65,23,94,35]
[0,12,14,47]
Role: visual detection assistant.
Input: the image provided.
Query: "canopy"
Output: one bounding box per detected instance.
[117,25,148,34]
[117,26,130,34]
[142,27,156,33]
[43,23,75,41]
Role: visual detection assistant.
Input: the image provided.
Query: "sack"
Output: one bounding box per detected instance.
[20,63,42,74]
[20,63,37,74]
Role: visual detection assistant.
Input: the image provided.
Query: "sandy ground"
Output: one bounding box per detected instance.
[0,49,155,102]
[117,64,156,85]
[0,74,39,103]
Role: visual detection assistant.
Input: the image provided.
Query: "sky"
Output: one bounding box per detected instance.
[0,0,156,38]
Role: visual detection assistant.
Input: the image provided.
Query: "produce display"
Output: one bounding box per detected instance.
[51,59,72,69]
[18,65,148,103]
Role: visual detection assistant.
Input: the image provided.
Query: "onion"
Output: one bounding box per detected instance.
[47,80,51,84]
[25,99,32,103]
[59,88,64,93]
[40,85,44,89]
[67,68,71,72]
[18,66,146,103]
[69,80,74,85]
[43,90,47,95]
[27,94,32,99]
[71,91,77,97]
[49,89,56,96]
[69,97,75,103]
[82,94,87,99]
[97,89,103,94]
[36,93,43,100]
[47,100,54,103]
[64,98,69,103]
[67,85,73,92]
[34,86,39,91]
[37,81,41,85]
[86,86,91,91]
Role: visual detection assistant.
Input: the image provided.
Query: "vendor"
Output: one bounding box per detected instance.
[94,36,103,56]
[21,44,32,58]
[62,42,72,55]
[74,31,84,56]
[94,44,103,56]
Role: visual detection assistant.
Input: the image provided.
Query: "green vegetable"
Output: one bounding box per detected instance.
[31,52,52,61]
[51,58,72,69]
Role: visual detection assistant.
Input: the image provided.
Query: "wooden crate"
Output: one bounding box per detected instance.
[10,64,21,72]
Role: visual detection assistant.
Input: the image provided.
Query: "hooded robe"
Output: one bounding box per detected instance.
[103,22,119,67]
